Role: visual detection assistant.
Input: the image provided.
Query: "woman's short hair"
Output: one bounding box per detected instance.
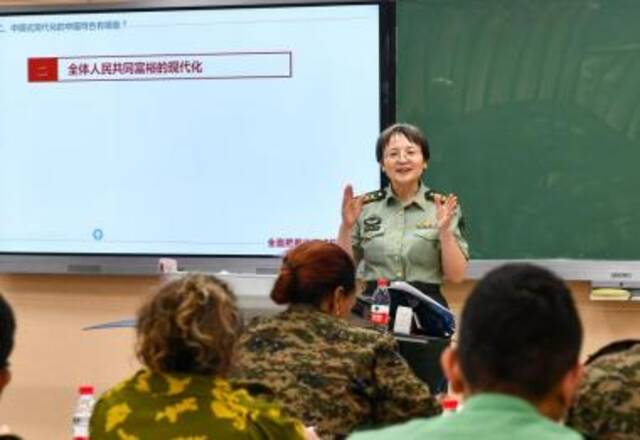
[136,274,241,376]
[271,240,356,306]
[375,123,430,163]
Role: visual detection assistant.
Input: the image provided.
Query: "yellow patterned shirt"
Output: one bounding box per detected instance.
[89,369,306,440]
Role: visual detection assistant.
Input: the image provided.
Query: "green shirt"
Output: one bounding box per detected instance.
[352,184,469,284]
[89,369,306,440]
[349,393,583,440]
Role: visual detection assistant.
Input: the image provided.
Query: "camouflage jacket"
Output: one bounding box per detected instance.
[89,369,306,440]
[567,343,640,439]
[232,304,440,439]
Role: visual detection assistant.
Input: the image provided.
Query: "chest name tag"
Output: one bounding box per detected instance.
[363,215,382,232]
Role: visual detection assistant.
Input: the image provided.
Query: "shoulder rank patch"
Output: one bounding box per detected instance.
[425,189,438,202]
[361,189,385,204]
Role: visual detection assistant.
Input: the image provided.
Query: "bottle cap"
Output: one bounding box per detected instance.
[78,385,95,395]
[376,278,389,288]
[441,397,458,411]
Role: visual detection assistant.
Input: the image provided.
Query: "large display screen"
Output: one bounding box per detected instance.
[0,3,385,256]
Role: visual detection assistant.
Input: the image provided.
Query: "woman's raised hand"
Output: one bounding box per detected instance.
[341,184,364,228]
[435,193,458,232]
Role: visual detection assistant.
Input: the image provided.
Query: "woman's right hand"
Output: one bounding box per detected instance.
[341,184,364,229]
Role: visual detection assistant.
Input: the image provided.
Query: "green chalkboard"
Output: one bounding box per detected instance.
[397,0,640,260]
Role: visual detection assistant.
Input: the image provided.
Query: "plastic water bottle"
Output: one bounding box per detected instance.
[72,385,96,440]
[370,278,390,330]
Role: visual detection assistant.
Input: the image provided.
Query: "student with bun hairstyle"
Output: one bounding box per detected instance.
[234,241,439,440]
[270,239,358,315]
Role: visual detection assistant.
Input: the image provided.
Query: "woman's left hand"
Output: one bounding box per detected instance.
[435,193,458,232]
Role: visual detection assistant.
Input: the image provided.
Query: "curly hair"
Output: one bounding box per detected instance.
[136,274,241,376]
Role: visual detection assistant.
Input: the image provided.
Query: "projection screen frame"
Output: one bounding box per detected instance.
[0,0,396,274]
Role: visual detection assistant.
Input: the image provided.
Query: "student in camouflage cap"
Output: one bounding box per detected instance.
[90,274,308,440]
[567,339,640,440]
[233,241,440,440]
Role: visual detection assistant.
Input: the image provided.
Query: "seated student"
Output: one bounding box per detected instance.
[90,274,307,440]
[566,339,640,439]
[233,240,440,439]
[0,294,20,440]
[349,263,585,440]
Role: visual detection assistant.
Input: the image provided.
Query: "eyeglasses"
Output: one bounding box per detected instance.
[383,148,422,161]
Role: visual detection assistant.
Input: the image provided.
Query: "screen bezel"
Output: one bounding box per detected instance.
[0,0,395,273]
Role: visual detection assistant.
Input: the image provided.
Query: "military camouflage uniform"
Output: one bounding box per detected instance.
[89,369,306,439]
[567,343,640,439]
[232,304,441,439]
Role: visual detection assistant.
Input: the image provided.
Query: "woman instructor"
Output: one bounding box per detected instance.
[337,123,468,308]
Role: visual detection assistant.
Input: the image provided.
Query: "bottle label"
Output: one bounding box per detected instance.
[370,304,390,325]
[73,394,95,439]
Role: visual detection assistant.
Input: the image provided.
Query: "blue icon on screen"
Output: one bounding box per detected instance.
[92,228,104,241]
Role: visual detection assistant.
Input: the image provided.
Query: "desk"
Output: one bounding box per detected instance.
[395,334,450,394]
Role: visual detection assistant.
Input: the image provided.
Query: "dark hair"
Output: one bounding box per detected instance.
[271,240,356,306]
[585,339,640,366]
[136,274,241,376]
[375,123,430,163]
[458,263,583,400]
[0,294,15,370]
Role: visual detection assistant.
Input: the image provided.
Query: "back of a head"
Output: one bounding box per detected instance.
[458,263,583,400]
[270,240,356,307]
[0,294,15,371]
[136,274,241,376]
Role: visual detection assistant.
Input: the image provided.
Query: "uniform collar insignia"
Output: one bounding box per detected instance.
[385,184,429,210]
[415,184,431,211]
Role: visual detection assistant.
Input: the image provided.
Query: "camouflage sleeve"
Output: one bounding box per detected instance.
[451,205,469,259]
[566,352,640,439]
[371,334,441,425]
